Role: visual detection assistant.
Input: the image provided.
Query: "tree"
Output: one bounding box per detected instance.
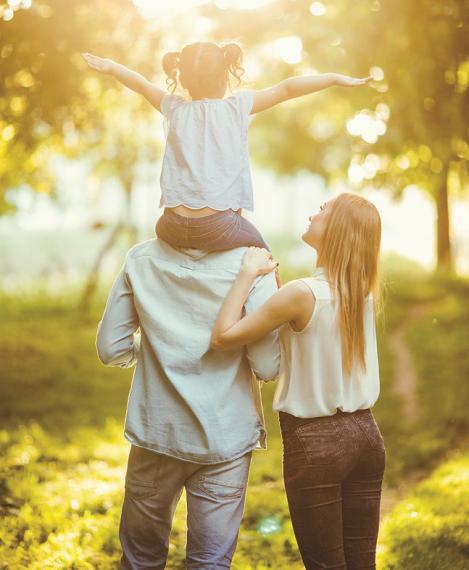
[358,0,469,271]
[1,0,166,307]
[206,0,469,271]
[74,89,161,311]
[0,0,161,211]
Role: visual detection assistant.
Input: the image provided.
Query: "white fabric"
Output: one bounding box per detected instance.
[159,90,254,211]
[273,267,380,418]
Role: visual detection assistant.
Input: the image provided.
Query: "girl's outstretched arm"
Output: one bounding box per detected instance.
[251,73,372,114]
[81,53,166,112]
[210,248,314,351]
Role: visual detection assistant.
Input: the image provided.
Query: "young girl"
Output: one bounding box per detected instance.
[211,193,385,570]
[82,42,371,253]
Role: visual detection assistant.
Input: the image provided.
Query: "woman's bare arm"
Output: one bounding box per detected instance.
[81,53,166,112]
[211,248,314,351]
[251,73,372,114]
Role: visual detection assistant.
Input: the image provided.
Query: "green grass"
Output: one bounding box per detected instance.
[378,451,469,570]
[0,420,300,570]
[0,292,303,569]
[0,296,128,433]
[407,279,469,447]
[377,274,469,479]
[0,421,125,569]
[0,267,468,568]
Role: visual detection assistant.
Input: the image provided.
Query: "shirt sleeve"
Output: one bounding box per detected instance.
[233,89,254,116]
[96,258,140,369]
[243,272,280,382]
[160,93,185,119]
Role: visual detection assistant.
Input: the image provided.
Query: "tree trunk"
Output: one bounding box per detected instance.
[436,164,452,272]
[123,178,138,247]
[78,174,138,313]
[78,223,124,314]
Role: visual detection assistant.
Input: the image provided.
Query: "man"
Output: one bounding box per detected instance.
[96,238,280,569]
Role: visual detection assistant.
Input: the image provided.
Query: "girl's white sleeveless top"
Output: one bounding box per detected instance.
[159,90,254,212]
[273,268,380,418]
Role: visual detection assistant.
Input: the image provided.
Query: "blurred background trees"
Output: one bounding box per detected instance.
[1,0,163,303]
[1,0,467,273]
[208,0,469,270]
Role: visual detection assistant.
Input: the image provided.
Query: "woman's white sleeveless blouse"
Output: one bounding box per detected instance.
[273,268,380,418]
[159,90,254,211]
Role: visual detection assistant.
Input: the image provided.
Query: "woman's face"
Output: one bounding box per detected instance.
[302,200,332,250]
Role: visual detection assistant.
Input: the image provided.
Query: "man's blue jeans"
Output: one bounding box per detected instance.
[119,445,252,569]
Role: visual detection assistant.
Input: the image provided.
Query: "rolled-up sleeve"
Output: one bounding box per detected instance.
[96,263,140,368]
[244,272,280,382]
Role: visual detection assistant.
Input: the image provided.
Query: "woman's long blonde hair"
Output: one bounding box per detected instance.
[317,193,381,376]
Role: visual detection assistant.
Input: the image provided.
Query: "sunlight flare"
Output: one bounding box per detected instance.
[133,0,275,18]
[272,36,303,65]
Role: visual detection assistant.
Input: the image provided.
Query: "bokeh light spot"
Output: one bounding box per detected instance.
[347,107,388,144]
[256,515,282,536]
[272,36,303,65]
[370,66,385,81]
[2,125,15,141]
[309,2,326,16]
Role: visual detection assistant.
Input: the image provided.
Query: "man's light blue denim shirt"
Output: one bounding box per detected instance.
[96,239,280,464]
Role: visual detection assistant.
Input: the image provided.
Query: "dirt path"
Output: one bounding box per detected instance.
[380,467,428,518]
[387,302,436,424]
[380,302,436,517]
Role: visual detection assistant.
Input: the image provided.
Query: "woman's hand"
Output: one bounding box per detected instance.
[334,74,372,87]
[81,53,115,75]
[241,247,278,278]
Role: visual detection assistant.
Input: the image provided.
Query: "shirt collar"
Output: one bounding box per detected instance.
[313,266,327,278]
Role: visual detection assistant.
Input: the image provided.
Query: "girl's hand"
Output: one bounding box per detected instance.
[241,247,278,278]
[334,74,372,87]
[81,52,115,75]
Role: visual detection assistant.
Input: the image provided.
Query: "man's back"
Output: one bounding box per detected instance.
[96,239,280,463]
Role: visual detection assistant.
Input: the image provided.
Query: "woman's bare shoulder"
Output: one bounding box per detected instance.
[279,278,316,304]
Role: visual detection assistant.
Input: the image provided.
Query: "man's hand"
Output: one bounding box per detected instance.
[334,73,372,87]
[241,247,278,279]
[82,52,115,75]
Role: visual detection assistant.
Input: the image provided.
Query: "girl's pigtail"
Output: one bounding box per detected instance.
[222,42,245,85]
[162,51,181,93]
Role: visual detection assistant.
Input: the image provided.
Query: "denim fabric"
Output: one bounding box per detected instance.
[119,445,252,569]
[155,208,269,251]
[279,409,385,570]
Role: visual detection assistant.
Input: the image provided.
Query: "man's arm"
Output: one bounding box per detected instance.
[96,264,140,368]
[243,272,280,382]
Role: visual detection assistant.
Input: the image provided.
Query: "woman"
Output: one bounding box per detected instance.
[211,193,385,570]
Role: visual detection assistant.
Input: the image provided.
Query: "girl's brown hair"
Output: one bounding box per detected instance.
[162,41,245,98]
[318,193,381,376]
